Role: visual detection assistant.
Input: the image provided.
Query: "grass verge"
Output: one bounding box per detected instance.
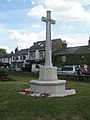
[0,75,90,120]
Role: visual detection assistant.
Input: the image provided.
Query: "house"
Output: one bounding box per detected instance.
[11,48,30,68]
[0,53,12,67]
[27,38,67,65]
[53,37,90,66]
[0,38,67,71]
[1,37,90,70]
[21,38,66,72]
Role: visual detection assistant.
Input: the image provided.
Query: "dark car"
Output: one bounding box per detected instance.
[9,67,16,71]
[80,67,90,75]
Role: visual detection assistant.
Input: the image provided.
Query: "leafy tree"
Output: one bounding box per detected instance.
[0,48,7,54]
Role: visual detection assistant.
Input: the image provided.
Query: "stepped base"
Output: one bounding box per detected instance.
[30,79,76,97]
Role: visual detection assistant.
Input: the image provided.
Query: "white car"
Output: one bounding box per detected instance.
[32,64,43,74]
[57,66,79,75]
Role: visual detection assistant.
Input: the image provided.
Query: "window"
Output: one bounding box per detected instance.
[12,56,15,61]
[29,51,35,59]
[39,50,44,59]
[80,56,85,62]
[8,58,9,62]
[16,56,19,60]
[23,56,26,60]
[0,58,2,62]
[20,56,22,60]
[62,56,66,62]
[62,67,73,71]
[40,44,44,47]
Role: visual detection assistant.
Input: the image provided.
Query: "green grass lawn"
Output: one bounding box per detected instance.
[0,75,90,120]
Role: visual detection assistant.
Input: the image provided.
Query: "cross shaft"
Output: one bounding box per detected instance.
[41,11,56,66]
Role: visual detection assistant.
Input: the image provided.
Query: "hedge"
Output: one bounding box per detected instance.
[53,53,90,66]
[0,67,12,81]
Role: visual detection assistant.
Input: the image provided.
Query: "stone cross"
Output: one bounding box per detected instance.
[41,11,56,66]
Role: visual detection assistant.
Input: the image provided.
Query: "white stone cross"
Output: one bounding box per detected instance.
[41,11,56,66]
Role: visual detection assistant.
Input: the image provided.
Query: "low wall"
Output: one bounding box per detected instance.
[10,72,90,82]
[10,71,38,78]
[58,75,90,82]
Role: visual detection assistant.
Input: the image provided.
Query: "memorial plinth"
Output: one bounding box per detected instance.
[30,11,76,97]
[30,66,76,97]
[39,66,58,81]
[30,66,66,95]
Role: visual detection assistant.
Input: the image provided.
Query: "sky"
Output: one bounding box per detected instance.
[0,0,90,53]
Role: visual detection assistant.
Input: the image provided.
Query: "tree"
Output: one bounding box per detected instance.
[0,48,7,54]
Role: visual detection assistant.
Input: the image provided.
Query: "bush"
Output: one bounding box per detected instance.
[0,67,12,81]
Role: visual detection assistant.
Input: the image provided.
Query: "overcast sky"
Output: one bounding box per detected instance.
[0,0,90,53]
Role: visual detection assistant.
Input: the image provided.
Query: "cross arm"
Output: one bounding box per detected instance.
[41,17,56,25]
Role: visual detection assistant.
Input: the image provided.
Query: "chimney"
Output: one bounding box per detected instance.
[15,47,18,53]
[62,40,67,50]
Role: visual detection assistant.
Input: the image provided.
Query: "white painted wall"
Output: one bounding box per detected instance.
[35,50,39,60]
[2,58,5,63]
[5,58,8,63]
[9,58,12,64]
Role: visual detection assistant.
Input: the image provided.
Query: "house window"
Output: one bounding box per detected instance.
[80,56,85,62]
[23,56,26,60]
[0,58,1,62]
[13,56,15,61]
[62,56,66,62]
[20,56,22,60]
[29,51,35,59]
[16,56,19,60]
[8,58,9,62]
[39,50,44,59]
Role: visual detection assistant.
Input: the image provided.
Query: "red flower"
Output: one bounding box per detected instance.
[20,89,33,94]
[20,89,26,92]
[40,93,49,97]
[25,90,33,94]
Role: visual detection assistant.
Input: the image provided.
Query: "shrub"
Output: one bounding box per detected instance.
[0,67,12,81]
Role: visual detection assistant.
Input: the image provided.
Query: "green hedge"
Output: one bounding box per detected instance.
[53,53,90,66]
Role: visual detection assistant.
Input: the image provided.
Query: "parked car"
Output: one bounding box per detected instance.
[16,67,22,71]
[80,66,90,75]
[9,67,22,71]
[32,64,43,74]
[57,65,80,75]
[9,67,16,71]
